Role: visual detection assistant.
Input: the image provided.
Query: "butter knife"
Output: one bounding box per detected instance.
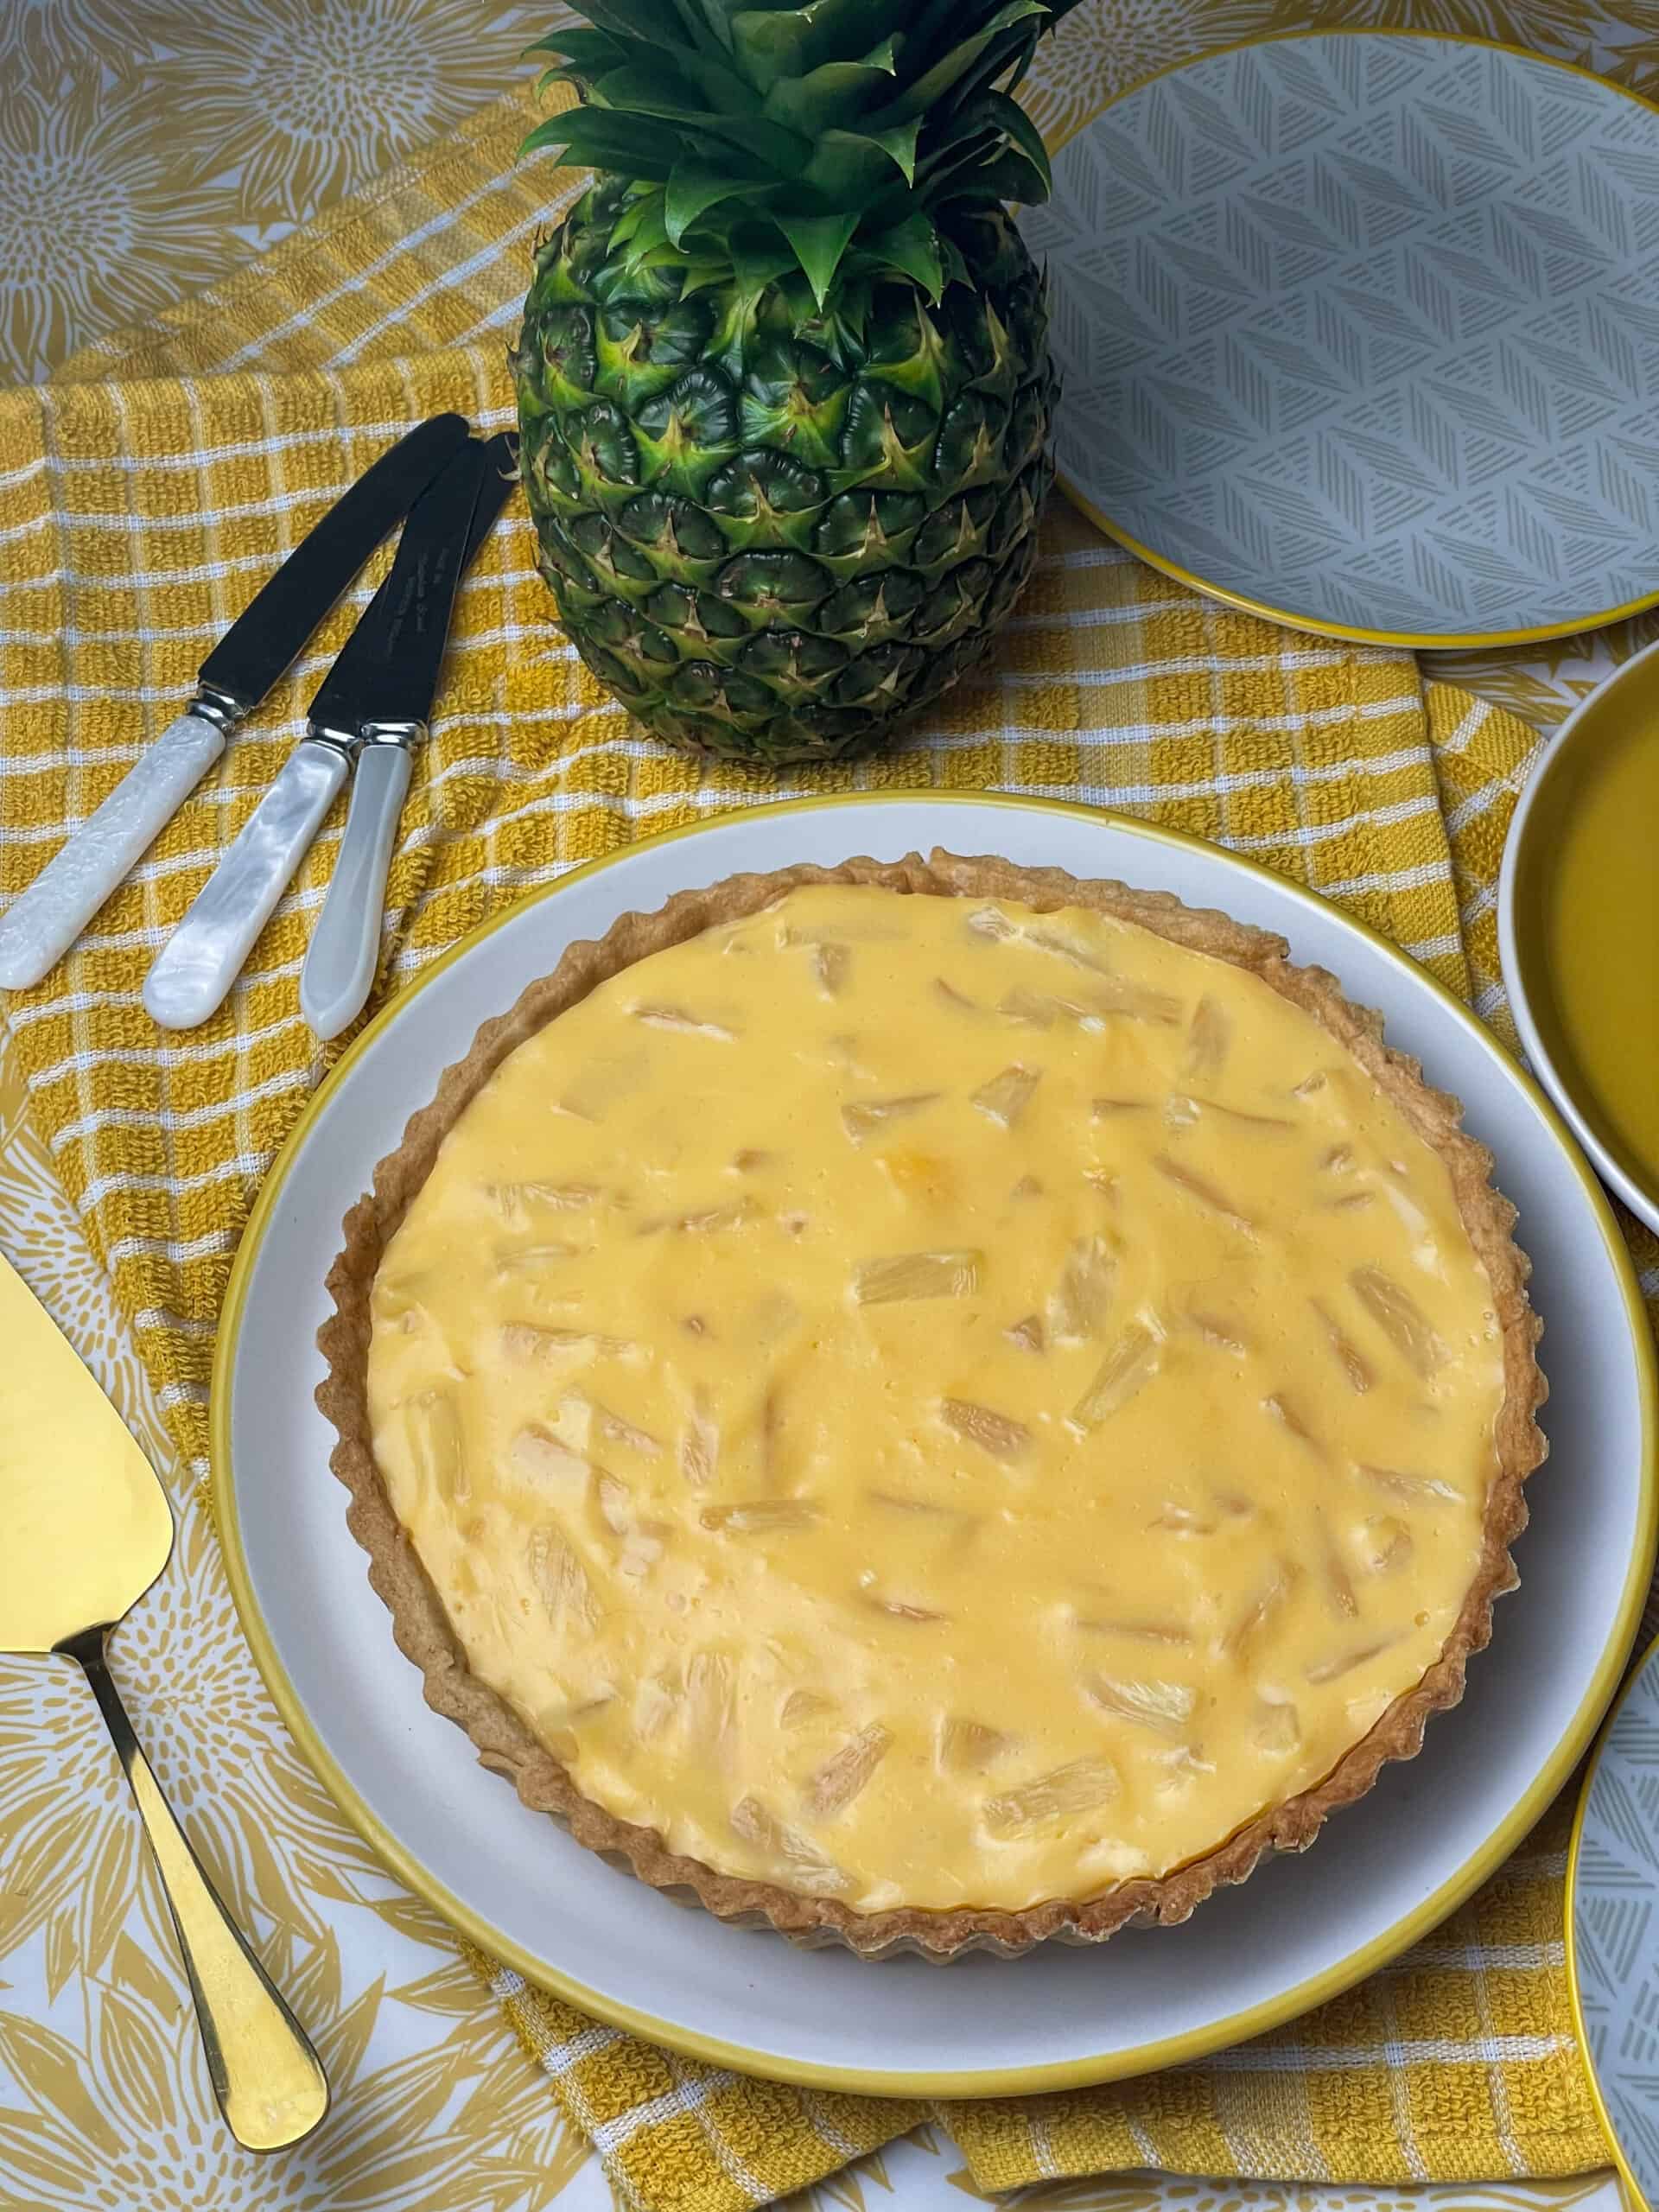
[143,437,493,1033]
[302,432,517,1041]
[0,412,471,993]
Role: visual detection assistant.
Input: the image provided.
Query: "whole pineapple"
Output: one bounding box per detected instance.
[510,0,1077,766]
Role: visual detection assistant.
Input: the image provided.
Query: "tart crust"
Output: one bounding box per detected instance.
[316,849,1546,1961]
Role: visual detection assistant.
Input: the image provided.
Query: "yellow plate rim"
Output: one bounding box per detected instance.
[1045,27,1659,652]
[1566,1625,1659,2212]
[213,789,1659,2098]
[1498,627,1659,1241]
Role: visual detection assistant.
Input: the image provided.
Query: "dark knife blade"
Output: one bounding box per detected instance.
[196,412,471,710]
[305,433,515,734]
[460,430,519,582]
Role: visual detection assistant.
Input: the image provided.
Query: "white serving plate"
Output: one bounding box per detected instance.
[214,794,1656,2096]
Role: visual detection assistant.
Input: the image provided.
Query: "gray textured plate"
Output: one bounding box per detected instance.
[1571,1633,1659,2211]
[1023,32,1659,645]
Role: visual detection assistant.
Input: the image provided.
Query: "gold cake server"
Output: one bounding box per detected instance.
[0,1252,327,2150]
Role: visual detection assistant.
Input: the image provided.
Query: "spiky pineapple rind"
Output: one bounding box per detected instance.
[513,187,1053,764]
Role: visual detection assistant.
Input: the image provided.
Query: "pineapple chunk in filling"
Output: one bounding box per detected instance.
[366,885,1506,1913]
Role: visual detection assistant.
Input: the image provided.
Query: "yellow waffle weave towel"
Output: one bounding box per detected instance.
[2,94,1653,2212]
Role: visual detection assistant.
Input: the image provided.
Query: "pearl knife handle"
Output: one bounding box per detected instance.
[143,738,351,1031]
[0,705,233,991]
[300,736,413,1042]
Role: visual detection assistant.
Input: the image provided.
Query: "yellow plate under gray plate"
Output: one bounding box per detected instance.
[213,795,1656,2095]
[1500,632,1659,1238]
[1024,31,1659,649]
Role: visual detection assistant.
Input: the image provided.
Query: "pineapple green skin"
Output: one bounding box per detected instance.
[512,177,1054,765]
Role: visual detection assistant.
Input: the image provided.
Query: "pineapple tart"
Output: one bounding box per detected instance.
[318,854,1544,1960]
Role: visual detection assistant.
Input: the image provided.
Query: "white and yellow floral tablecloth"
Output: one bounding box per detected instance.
[1,2,1654,2207]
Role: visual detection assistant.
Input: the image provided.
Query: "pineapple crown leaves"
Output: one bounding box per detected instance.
[522,0,1079,306]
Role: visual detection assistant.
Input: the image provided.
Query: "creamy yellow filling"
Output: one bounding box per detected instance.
[367,886,1503,1914]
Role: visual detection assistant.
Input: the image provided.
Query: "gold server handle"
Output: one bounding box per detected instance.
[65,1627,329,2152]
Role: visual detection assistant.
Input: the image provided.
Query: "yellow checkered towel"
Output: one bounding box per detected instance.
[2,88,1653,2212]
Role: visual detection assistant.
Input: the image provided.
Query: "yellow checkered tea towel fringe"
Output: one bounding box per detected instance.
[3,101,1655,2212]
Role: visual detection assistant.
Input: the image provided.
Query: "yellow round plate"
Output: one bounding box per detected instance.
[1026,30,1659,650]
[1567,1628,1659,2212]
[1500,631,1659,1238]
[213,793,1656,2096]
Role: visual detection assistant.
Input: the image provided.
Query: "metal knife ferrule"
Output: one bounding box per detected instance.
[185,682,250,734]
[303,723,366,760]
[358,719,429,750]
